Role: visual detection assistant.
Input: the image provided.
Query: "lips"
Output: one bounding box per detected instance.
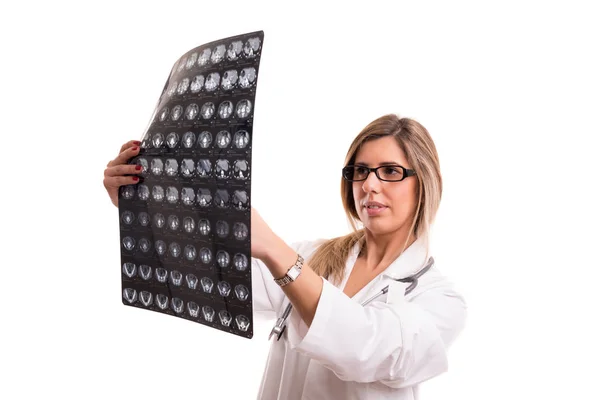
[363,201,388,216]
[363,201,387,209]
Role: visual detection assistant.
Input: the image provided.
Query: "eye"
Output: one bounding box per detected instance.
[383,166,400,175]
[355,166,369,175]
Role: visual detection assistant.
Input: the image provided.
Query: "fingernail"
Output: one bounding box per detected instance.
[133,176,139,181]
[133,141,141,145]
[132,146,138,151]
[135,165,142,171]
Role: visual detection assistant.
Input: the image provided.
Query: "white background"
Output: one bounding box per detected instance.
[1,1,599,399]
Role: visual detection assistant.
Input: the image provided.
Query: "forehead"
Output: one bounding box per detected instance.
[354,136,409,166]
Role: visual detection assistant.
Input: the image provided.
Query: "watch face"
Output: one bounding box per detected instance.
[287,266,301,281]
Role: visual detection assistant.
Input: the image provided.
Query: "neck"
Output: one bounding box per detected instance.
[360,226,416,272]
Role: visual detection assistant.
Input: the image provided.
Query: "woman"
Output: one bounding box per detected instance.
[104,114,467,399]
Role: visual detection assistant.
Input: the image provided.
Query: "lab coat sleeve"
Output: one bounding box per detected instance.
[251,257,281,318]
[286,278,467,387]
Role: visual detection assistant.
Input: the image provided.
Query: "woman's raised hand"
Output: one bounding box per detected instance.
[103,140,142,207]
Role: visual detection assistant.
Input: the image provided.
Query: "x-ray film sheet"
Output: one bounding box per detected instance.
[118,31,264,339]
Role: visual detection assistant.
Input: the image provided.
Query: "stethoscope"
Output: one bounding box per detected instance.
[269,256,435,341]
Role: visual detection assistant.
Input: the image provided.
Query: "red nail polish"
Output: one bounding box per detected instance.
[133,141,141,145]
[132,176,139,181]
[132,146,138,151]
[135,165,142,171]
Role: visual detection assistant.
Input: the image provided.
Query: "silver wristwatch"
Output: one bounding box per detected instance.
[274,254,304,287]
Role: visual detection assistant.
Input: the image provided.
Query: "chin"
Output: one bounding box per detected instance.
[361,214,408,237]
[361,219,393,236]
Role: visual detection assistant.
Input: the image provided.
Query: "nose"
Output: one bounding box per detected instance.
[361,170,381,193]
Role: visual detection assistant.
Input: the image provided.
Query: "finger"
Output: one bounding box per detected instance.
[107,144,140,168]
[103,175,139,189]
[104,163,143,178]
[119,140,141,155]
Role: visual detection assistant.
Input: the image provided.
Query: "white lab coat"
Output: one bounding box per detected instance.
[251,236,467,400]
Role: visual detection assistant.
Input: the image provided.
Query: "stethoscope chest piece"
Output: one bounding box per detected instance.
[268,298,294,340]
[268,317,287,341]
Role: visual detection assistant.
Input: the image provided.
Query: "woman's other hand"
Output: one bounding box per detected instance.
[103,140,142,207]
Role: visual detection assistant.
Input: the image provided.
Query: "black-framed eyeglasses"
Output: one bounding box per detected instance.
[342,164,417,182]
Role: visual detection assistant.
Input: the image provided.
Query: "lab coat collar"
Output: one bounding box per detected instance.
[350,235,430,280]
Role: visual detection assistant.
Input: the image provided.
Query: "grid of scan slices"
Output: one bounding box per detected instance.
[118,31,264,339]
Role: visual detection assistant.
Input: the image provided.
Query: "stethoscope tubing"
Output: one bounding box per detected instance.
[269,257,435,341]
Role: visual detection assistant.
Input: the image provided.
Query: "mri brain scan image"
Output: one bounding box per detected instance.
[119,31,263,339]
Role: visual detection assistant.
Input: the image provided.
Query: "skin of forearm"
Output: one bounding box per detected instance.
[261,235,324,327]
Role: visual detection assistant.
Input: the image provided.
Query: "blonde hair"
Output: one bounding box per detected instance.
[309,114,443,284]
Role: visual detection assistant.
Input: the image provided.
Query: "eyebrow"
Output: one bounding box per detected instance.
[354,161,402,167]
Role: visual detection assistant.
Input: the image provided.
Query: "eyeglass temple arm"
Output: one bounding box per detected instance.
[405,168,417,177]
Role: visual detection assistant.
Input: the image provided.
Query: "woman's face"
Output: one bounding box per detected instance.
[352,136,418,237]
